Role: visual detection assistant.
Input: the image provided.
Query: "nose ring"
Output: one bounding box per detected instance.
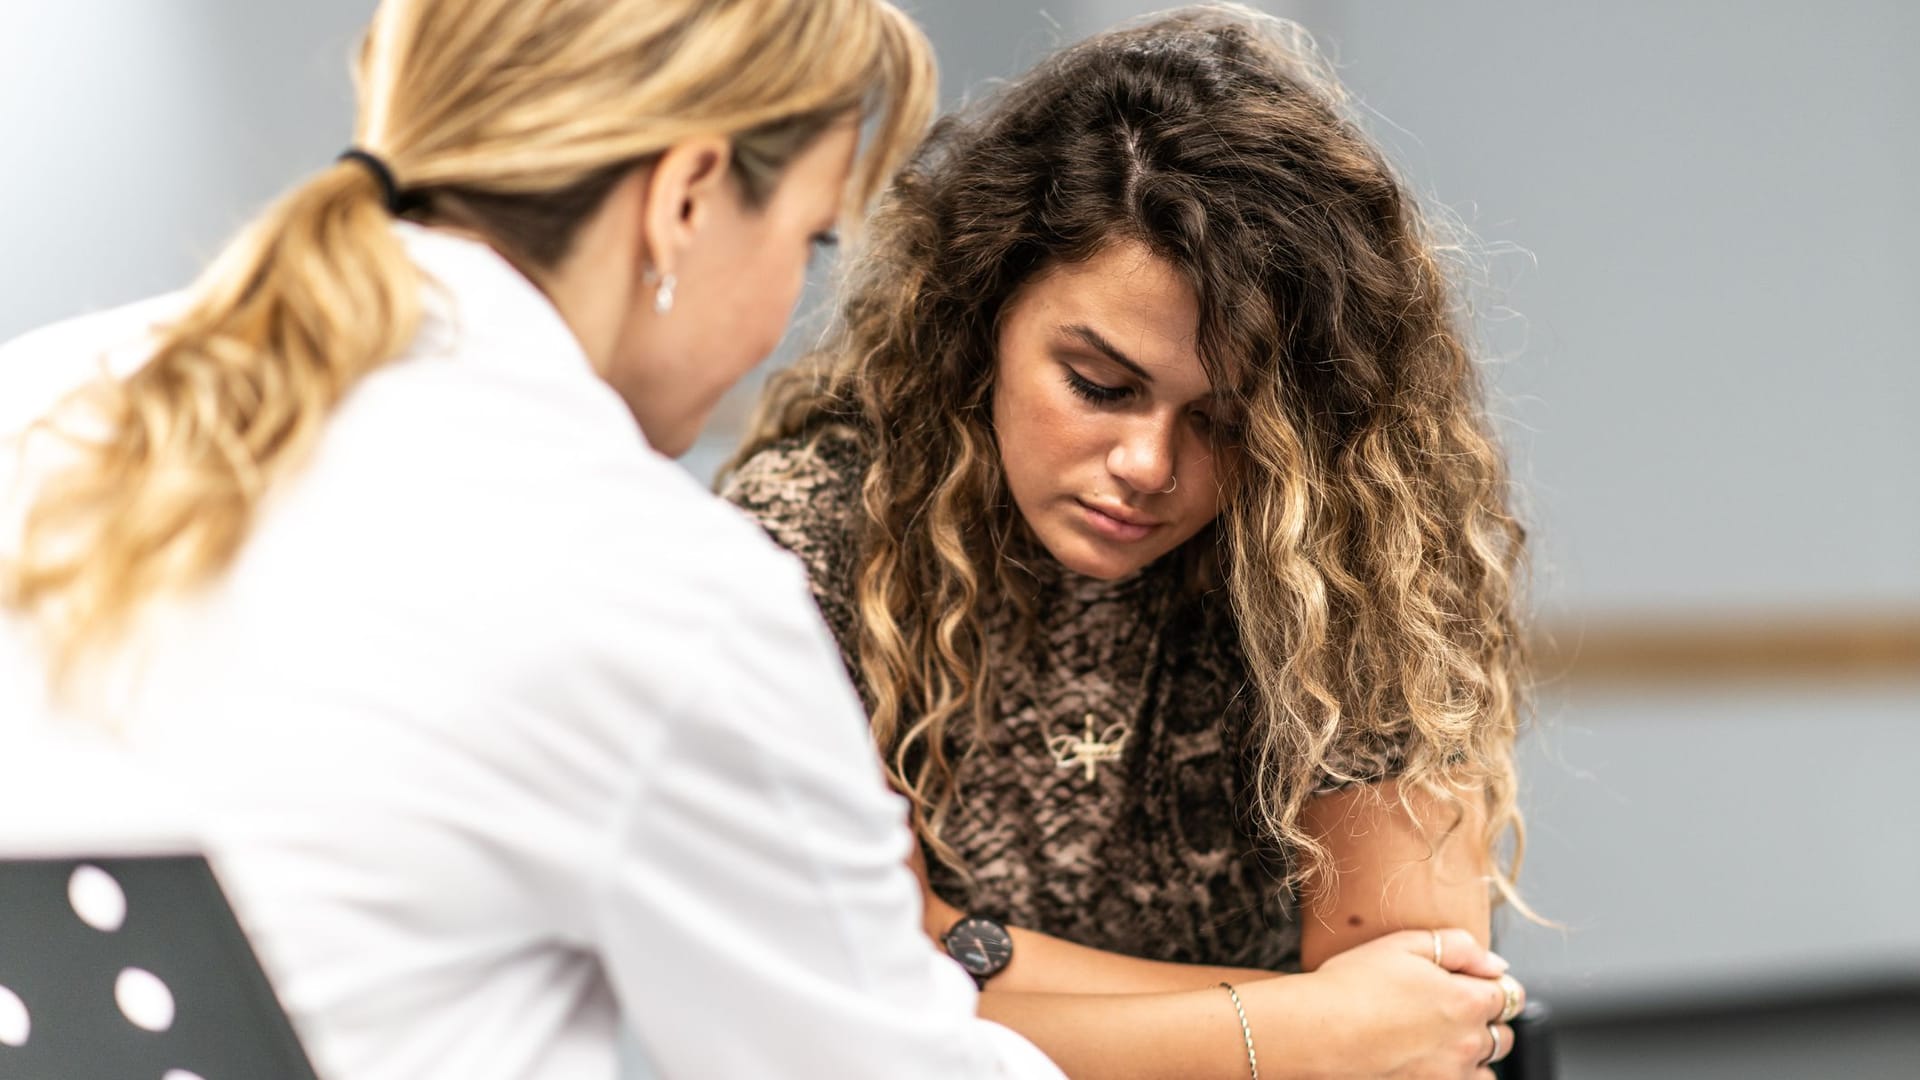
[1158,475,1178,495]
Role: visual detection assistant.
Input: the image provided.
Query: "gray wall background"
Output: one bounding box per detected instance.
[5,1,1915,1076]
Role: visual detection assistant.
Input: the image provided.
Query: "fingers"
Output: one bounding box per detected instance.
[1466,1006,1512,1076]
[1462,969,1528,1023]
[1452,1010,1513,1076]
[1440,957,1527,1029]
[1481,1021,1514,1066]
[1411,927,1508,978]
[1492,972,1527,1023]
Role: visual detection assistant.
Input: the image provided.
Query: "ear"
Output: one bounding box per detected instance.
[639,135,735,278]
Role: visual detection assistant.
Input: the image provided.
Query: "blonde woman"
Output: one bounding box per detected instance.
[726,8,1531,1078]
[0,2,1066,1078]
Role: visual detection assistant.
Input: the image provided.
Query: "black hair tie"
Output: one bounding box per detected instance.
[337,148,418,215]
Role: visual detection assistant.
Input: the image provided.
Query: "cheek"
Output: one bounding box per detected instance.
[770,247,810,318]
[994,365,1064,515]
[1001,372,1101,471]
[733,247,808,360]
[1177,449,1228,529]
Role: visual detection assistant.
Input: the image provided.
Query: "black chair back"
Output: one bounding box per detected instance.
[0,854,318,1079]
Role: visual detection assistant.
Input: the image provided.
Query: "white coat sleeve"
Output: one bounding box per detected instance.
[588,545,1063,1080]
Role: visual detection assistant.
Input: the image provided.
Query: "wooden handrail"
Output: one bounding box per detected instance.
[1530,613,1920,686]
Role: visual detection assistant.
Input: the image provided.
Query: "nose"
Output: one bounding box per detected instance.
[1106,413,1177,496]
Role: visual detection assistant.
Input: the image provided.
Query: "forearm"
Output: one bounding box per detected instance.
[977,930,1518,1080]
[923,892,1270,994]
[976,986,1284,1080]
[994,925,1274,994]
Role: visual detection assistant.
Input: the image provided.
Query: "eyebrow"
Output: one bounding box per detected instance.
[1062,323,1153,383]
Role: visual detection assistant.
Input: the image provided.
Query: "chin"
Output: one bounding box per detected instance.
[1077,559,1142,581]
[1046,534,1150,582]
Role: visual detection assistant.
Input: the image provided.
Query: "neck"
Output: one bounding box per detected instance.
[529,199,642,379]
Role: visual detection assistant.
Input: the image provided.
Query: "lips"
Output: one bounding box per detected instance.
[1076,499,1162,543]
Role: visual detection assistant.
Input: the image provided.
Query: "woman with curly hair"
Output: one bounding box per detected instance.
[724,5,1532,1076]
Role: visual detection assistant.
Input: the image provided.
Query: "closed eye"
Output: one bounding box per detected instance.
[808,229,839,267]
[1064,367,1132,405]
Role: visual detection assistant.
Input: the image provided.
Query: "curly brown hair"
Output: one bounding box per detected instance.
[730,3,1532,907]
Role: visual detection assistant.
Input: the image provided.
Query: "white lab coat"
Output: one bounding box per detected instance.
[0,224,1063,1080]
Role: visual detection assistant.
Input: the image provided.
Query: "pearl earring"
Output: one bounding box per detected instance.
[653,272,677,315]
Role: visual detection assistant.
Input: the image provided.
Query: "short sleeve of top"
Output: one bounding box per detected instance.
[719,434,869,692]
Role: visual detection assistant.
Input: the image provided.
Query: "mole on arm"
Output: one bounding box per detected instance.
[1346,915,1364,928]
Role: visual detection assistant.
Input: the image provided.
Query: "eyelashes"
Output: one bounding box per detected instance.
[1063,367,1131,404]
[1065,366,1234,438]
[808,230,839,267]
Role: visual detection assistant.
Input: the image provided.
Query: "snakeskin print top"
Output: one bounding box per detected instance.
[723,434,1407,971]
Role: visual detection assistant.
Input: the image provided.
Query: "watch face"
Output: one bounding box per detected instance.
[944,916,1013,978]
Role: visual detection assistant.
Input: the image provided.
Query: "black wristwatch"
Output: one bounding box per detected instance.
[941,914,1014,989]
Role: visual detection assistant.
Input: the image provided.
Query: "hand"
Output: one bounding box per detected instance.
[1243,929,1523,1079]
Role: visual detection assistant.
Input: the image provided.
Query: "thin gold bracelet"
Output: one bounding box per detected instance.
[1218,981,1259,1080]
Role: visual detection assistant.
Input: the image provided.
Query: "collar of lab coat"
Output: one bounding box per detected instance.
[393,221,661,457]
[397,222,606,397]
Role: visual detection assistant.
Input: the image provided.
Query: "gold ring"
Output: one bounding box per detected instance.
[1431,929,1444,967]
[1497,973,1524,1023]
[1480,1022,1505,1066]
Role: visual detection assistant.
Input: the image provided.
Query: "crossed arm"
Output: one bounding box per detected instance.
[917,781,1501,1078]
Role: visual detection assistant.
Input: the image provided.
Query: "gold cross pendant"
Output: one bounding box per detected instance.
[1047,712,1131,781]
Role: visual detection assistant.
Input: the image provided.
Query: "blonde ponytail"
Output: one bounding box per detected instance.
[12,161,419,679]
[7,0,935,685]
